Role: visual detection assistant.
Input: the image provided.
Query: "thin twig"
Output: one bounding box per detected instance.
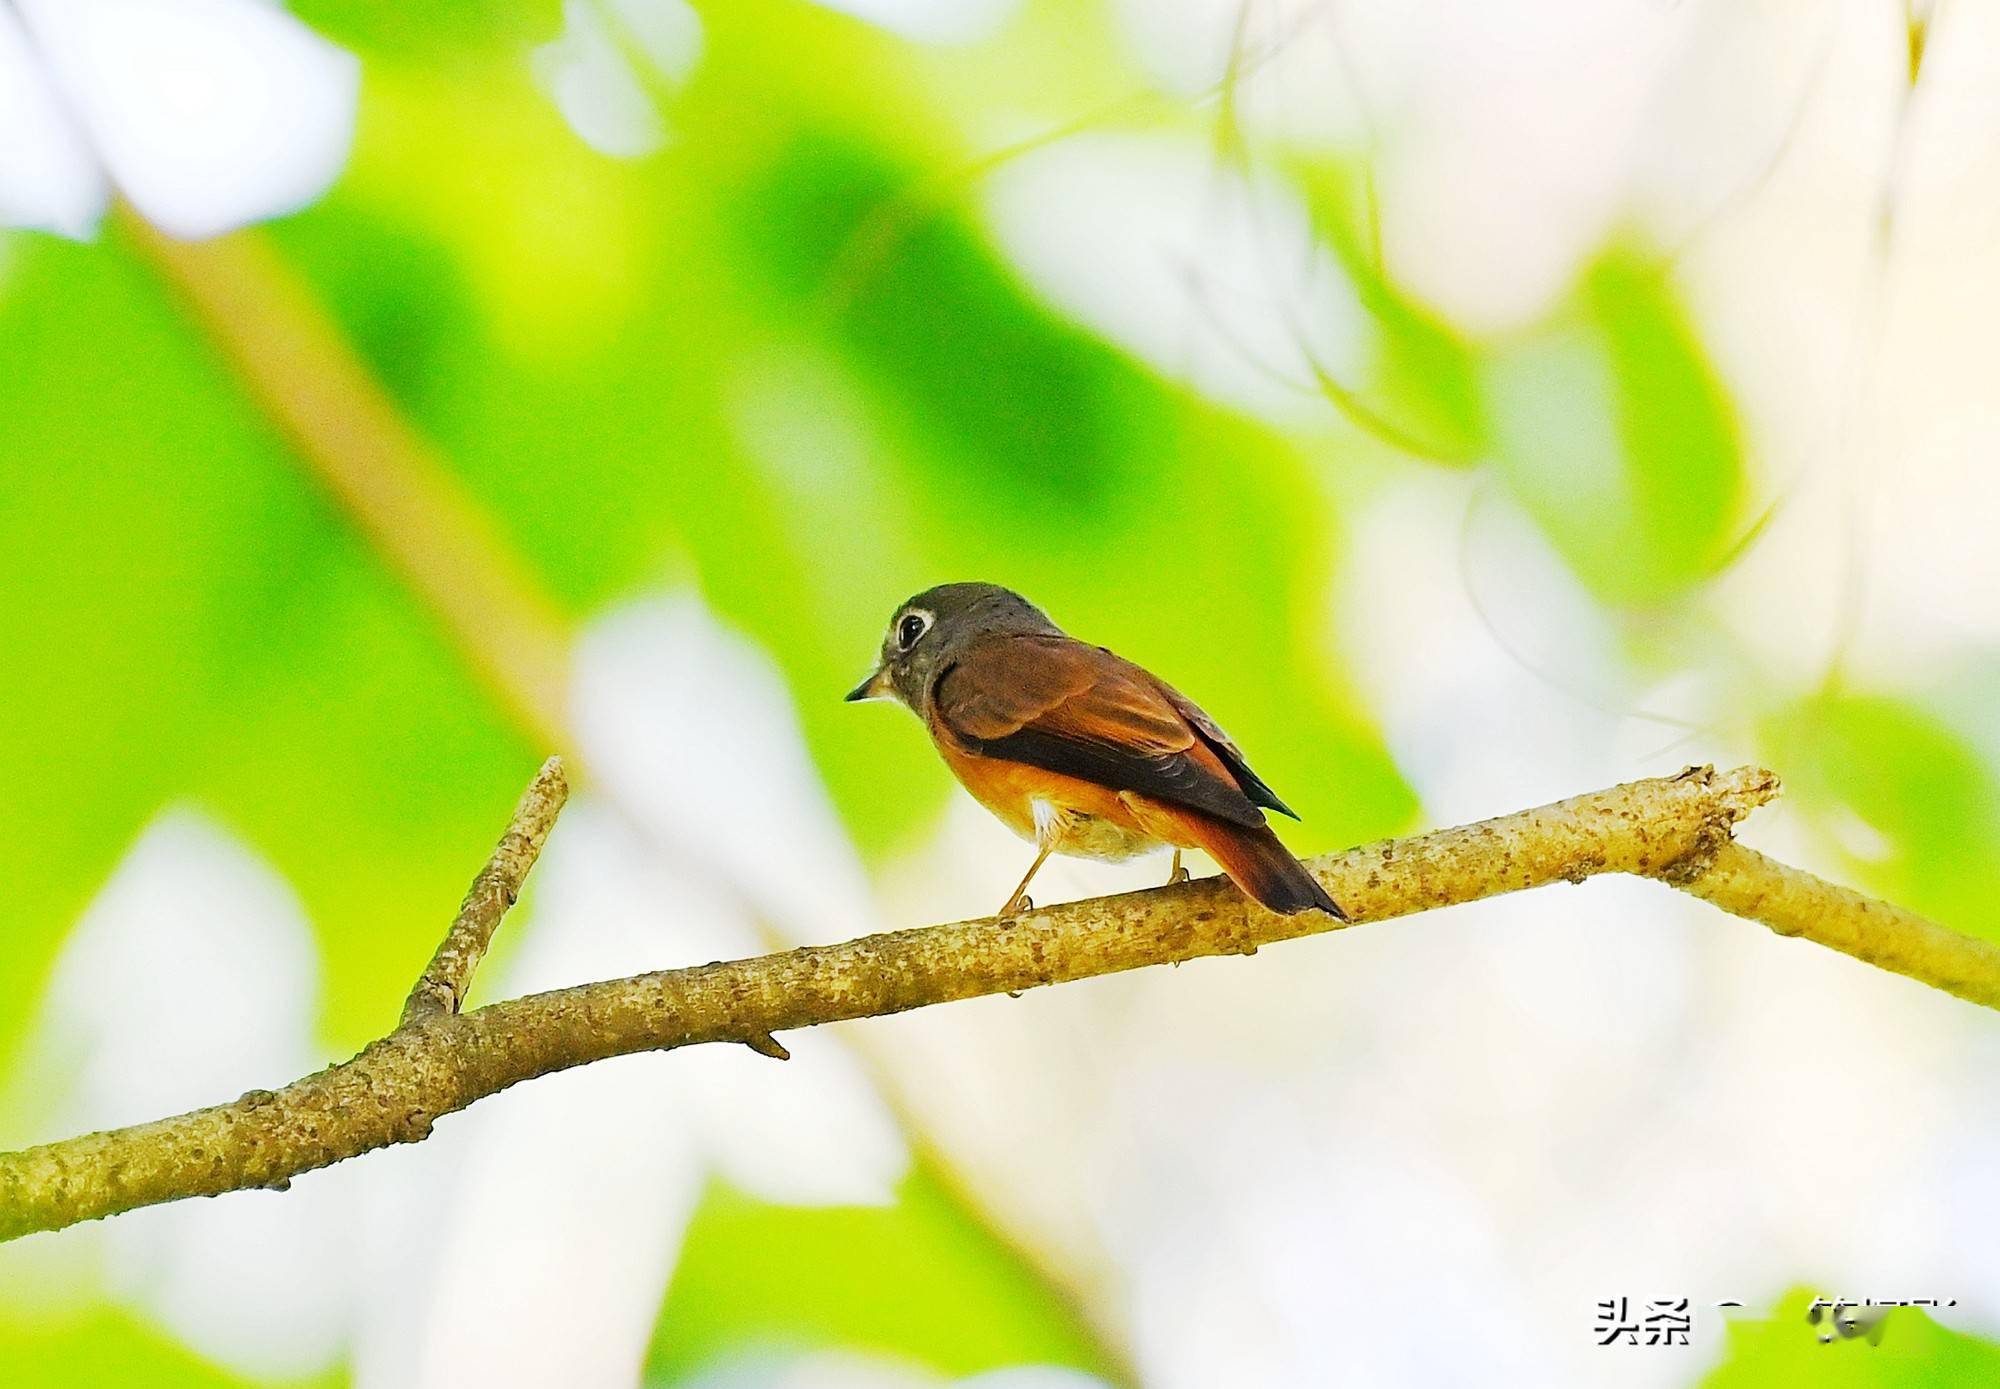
[5,762,1992,1243]
[400,757,570,1027]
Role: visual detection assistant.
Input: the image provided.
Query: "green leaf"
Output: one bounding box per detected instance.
[0,228,537,1067]
[0,1302,342,1389]
[1290,158,1487,464]
[1704,1291,2000,1388]
[1763,691,2000,941]
[288,0,558,56]
[0,235,312,1067]
[1485,249,1744,606]
[646,1165,1114,1384]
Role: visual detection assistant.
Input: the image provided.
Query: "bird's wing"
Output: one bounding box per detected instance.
[933,634,1267,829]
[1152,678,1298,819]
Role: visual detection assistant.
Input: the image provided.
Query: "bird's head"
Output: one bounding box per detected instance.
[845,582,1059,714]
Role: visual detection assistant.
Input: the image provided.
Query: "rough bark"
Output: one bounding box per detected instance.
[5,761,1992,1243]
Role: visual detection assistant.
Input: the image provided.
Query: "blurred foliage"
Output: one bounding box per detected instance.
[648,1169,1111,1382]
[1,0,1995,1384]
[0,1304,339,1389]
[1704,1292,2000,1387]
[1,0,1409,1381]
[1486,249,1745,608]
[0,230,532,1061]
[1765,691,2000,941]
[1290,157,1488,465]
[290,0,560,57]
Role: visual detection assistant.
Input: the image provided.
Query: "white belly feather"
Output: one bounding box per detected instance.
[1028,796,1157,861]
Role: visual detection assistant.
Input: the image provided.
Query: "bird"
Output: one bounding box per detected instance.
[846,582,1346,920]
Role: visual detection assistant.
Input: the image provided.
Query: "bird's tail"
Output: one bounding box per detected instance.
[1186,815,1347,919]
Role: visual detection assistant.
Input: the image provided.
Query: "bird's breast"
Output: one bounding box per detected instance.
[932,737,1161,861]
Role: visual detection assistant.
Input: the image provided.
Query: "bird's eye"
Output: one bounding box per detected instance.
[896,611,931,651]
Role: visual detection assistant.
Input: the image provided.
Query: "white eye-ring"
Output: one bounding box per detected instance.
[895,608,933,652]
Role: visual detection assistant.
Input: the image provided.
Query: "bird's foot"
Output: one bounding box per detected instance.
[997,892,1034,918]
[1165,850,1190,886]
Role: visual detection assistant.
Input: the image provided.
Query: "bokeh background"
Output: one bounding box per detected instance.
[5,0,2000,1384]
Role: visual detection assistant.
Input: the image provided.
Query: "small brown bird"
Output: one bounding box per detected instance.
[847,582,1345,920]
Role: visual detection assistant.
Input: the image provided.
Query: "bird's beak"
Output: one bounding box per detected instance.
[845,667,894,702]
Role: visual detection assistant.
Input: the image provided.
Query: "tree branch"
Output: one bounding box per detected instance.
[1681,841,2000,1010]
[4,762,1994,1243]
[400,756,569,1027]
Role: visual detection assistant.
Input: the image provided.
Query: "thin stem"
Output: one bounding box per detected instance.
[400,756,570,1027]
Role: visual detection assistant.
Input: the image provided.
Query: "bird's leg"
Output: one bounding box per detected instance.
[1166,848,1190,886]
[999,838,1059,917]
